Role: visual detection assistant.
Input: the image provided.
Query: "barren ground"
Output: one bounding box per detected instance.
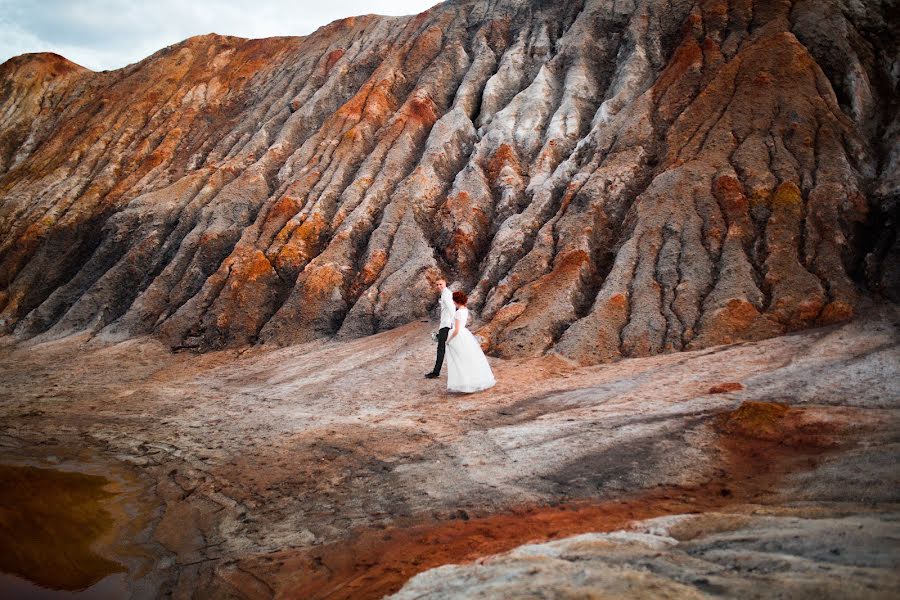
[1,305,898,599]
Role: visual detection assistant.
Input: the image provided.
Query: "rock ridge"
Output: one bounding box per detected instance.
[0,0,896,362]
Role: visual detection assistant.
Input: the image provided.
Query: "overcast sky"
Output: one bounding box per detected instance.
[0,0,443,71]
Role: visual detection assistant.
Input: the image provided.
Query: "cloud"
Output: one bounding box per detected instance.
[0,0,441,71]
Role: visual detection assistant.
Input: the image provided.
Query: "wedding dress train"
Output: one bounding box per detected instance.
[446,307,496,393]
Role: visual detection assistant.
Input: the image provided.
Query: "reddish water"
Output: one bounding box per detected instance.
[0,464,125,591]
[0,459,161,597]
[0,572,127,599]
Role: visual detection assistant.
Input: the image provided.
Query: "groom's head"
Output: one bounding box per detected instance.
[434,278,446,291]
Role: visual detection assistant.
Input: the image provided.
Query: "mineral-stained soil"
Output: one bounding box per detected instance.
[0,0,897,362]
[1,304,896,598]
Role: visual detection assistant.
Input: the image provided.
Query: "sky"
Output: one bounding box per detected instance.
[0,0,443,71]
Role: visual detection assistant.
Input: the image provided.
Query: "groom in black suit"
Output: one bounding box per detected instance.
[425,278,455,378]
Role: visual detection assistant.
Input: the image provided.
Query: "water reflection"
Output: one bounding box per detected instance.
[0,464,126,592]
[0,572,128,599]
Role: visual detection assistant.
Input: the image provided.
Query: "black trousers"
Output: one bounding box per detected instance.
[431,326,451,374]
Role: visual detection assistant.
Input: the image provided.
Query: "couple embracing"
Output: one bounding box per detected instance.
[424,279,496,393]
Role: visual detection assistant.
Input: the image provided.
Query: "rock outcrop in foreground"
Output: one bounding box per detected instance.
[390,513,900,599]
[0,0,896,361]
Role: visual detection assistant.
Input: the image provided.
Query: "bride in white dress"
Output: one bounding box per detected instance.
[446,290,496,393]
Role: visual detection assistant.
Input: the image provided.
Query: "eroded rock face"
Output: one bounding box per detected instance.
[0,0,896,361]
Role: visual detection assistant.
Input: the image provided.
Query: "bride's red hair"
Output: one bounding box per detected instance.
[452,290,468,305]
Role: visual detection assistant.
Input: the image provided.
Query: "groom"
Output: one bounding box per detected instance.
[425,278,455,379]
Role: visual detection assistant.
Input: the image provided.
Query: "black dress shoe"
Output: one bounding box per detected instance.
[424,372,439,379]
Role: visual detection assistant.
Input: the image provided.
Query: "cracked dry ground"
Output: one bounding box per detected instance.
[1,305,898,598]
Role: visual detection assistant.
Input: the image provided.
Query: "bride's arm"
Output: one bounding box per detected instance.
[448,316,462,342]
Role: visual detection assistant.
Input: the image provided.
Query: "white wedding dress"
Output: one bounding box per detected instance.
[446,307,496,393]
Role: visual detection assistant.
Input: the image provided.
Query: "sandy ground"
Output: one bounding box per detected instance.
[1,307,898,598]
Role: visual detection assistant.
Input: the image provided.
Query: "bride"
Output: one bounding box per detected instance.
[446,291,496,393]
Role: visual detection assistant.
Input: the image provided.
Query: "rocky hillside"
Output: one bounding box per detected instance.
[0,0,896,362]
